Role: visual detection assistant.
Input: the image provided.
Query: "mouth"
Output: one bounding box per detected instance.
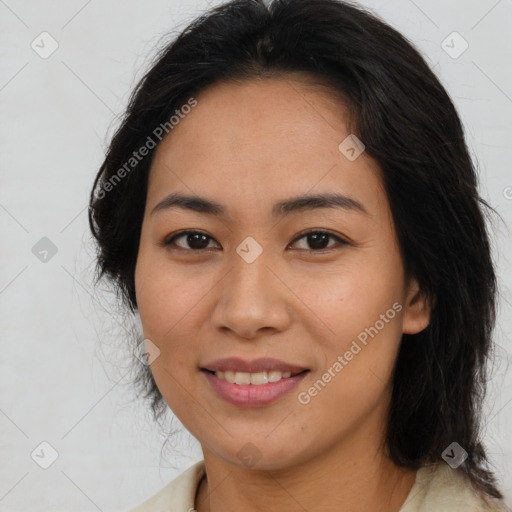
[199,357,310,406]
[200,367,310,407]
[201,368,309,385]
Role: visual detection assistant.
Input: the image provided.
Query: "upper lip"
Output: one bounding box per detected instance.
[201,357,309,374]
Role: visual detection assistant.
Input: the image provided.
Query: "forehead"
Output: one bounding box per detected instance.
[147,76,385,217]
[153,76,351,164]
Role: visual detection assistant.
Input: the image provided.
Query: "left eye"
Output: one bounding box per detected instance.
[289,230,347,251]
[162,229,347,252]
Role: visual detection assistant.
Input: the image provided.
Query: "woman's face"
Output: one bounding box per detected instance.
[134,76,430,470]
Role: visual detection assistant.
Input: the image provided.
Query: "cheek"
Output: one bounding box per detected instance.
[293,252,403,341]
[134,248,211,402]
[292,252,404,404]
[135,248,203,341]
[295,302,402,443]
[135,255,200,412]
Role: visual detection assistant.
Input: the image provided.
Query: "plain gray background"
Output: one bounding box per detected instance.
[1,0,511,510]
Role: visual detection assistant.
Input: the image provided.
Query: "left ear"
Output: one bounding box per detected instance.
[402,277,432,335]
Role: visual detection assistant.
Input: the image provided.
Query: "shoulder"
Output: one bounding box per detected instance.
[400,462,510,512]
[128,460,206,512]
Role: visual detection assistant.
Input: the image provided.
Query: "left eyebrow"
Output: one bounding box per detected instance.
[272,192,369,217]
[150,192,369,218]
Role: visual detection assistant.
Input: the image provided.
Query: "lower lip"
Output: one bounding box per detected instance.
[201,370,309,407]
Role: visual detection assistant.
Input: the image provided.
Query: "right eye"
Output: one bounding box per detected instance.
[161,230,220,251]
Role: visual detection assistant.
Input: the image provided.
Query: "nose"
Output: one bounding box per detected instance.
[210,250,293,340]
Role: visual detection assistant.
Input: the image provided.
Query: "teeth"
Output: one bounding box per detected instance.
[215,370,293,385]
[235,372,251,385]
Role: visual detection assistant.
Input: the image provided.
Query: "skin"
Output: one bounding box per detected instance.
[134,74,431,512]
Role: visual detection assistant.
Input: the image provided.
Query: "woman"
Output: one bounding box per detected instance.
[88,0,509,510]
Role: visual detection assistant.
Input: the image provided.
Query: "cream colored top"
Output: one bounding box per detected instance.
[129,460,508,512]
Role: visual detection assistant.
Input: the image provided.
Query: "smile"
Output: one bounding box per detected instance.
[206,369,305,385]
[201,369,309,407]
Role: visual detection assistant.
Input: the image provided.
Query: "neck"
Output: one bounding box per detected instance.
[194,423,417,512]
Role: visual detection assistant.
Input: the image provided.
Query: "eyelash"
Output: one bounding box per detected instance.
[161,229,349,253]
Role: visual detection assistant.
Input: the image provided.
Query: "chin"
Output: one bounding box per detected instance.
[207,436,309,472]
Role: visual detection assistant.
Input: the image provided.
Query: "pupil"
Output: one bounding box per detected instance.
[308,233,328,249]
[189,233,209,249]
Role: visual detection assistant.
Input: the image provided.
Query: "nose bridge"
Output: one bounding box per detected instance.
[211,242,291,337]
[227,245,273,304]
